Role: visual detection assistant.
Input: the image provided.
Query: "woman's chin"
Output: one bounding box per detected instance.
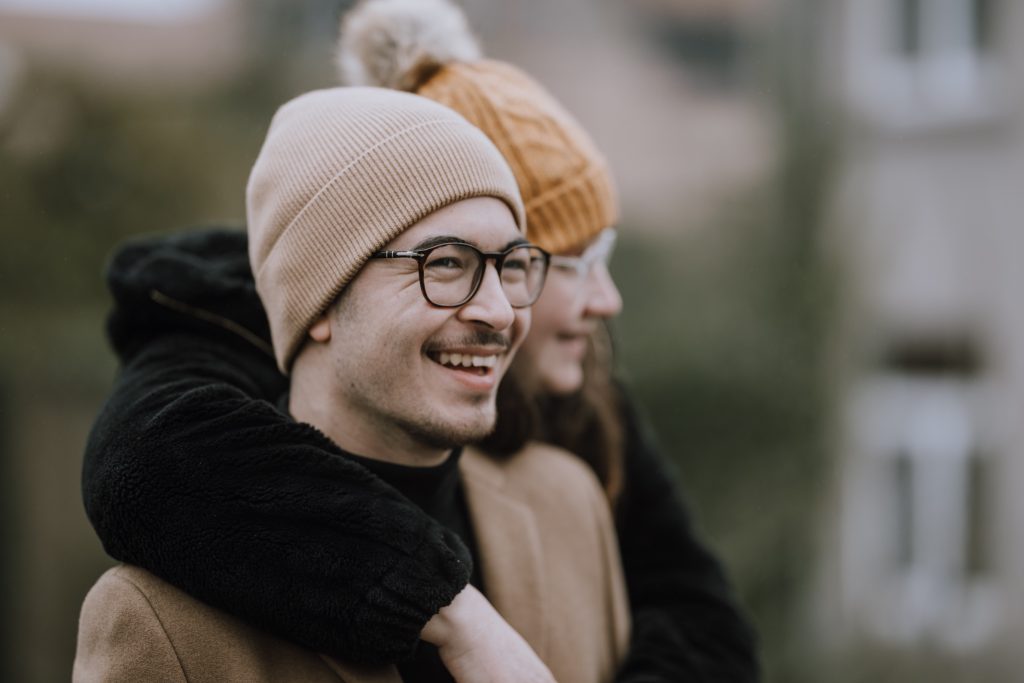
[540,362,584,396]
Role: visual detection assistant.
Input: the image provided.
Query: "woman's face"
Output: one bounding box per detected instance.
[517,229,623,395]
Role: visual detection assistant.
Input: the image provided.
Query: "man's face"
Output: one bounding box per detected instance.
[319,196,530,455]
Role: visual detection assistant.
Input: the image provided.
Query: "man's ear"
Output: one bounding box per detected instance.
[308,315,331,343]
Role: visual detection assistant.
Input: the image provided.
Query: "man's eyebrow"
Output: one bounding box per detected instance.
[409,235,530,251]
[504,237,530,250]
[410,235,468,250]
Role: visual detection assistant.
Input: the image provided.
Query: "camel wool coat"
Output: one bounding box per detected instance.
[74,443,631,682]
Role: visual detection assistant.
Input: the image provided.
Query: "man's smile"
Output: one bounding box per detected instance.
[426,349,502,377]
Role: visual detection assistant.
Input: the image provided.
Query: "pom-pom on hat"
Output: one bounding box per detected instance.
[246,87,525,373]
[337,0,619,255]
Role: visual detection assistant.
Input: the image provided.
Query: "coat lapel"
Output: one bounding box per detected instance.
[460,448,549,662]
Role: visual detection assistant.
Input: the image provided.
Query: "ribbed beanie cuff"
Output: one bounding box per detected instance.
[246,87,525,372]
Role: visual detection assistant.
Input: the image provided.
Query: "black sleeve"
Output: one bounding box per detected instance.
[613,392,760,682]
[82,332,471,664]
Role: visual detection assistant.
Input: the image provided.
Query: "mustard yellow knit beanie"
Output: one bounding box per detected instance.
[337,0,619,255]
[246,86,525,372]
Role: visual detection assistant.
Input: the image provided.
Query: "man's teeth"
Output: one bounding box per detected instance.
[438,352,498,369]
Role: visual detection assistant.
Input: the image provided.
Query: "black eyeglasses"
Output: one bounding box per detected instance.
[371,242,551,308]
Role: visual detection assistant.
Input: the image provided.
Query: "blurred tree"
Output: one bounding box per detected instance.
[0,55,300,383]
[0,372,11,682]
[614,1,835,680]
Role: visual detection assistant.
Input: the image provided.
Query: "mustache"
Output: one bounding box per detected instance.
[423,330,512,353]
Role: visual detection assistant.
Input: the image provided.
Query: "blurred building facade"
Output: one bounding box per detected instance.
[818,0,1024,677]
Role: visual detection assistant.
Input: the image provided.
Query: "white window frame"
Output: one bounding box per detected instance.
[844,0,1006,131]
[840,374,1000,650]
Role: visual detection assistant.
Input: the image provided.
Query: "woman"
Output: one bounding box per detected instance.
[82,1,758,680]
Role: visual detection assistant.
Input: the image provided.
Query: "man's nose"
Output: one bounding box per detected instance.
[457,263,516,330]
[581,263,622,319]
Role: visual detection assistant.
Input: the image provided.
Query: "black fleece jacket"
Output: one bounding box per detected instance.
[82,227,759,681]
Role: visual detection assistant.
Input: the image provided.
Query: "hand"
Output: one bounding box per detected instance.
[421,585,556,683]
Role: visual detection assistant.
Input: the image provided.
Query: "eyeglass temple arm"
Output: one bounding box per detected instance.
[372,250,424,259]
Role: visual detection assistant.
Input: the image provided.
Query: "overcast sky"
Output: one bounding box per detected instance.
[0,0,225,22]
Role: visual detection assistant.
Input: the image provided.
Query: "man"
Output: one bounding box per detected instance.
[74,87,628,682]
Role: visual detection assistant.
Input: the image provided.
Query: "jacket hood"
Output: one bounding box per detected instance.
[106,227,273,362]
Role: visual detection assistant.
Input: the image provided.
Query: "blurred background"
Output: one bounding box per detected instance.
[1,0,1022,680]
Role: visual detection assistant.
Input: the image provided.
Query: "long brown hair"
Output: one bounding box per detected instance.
[479,325,625,506]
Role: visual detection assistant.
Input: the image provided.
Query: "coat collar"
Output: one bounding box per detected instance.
[460,447,549,661]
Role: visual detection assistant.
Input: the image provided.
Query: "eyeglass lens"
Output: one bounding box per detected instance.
[553,229,617,279]
[422,244,548,307]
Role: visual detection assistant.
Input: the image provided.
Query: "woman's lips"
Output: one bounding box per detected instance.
[556,333,588,357]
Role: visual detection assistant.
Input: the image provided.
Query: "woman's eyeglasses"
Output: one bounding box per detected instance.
[550,228,617,282]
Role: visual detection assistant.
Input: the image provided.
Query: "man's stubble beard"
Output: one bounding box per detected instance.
[393,394,498,451]
[329,289,512,452]
[338,357,499,454]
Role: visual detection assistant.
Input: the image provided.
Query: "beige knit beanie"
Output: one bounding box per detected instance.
[337,0,619,255]
[246,86,525,373]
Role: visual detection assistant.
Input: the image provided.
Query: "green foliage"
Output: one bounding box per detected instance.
[613,126,834,682]
[0,65,290,379]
